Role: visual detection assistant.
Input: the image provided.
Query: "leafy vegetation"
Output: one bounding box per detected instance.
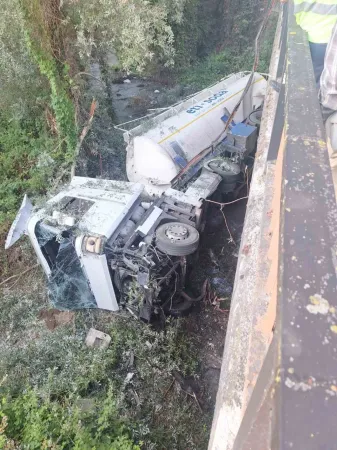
[177,11,278,89]
[0,114,56,230]
[69,0,178,73]
[0,0,194,230]
[21,0,78,156]
[0,388,140,450]
[0,0,75,230]
[0,275,206,449]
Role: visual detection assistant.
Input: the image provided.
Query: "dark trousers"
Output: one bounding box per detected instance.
[309,42,327,87]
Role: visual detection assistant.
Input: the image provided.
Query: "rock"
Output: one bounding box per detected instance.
[145,340,152,349]
[123,79,131,84]
[124,372,134,384]
[85,328,111,349]
[127,350,135,368]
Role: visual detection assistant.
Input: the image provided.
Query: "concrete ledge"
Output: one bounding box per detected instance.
[208,8,285,450]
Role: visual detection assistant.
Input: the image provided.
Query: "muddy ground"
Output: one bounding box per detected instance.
[186,198,247,406]
[109,77,189,125]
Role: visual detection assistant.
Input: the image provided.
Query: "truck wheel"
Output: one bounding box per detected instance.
[155,222,200,256]
[206,157,241,184]
[248,109,262,127]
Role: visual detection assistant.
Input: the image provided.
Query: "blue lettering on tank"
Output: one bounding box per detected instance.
[186,90,228,115]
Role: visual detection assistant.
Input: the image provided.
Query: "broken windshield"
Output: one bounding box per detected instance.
[35,222,97,309]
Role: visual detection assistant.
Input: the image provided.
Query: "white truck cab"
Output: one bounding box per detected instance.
[6,175,222,319]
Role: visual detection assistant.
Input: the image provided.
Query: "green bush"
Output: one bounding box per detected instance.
[21,0,78,157]
[0,113,56,229]
[0,388,140,449]
[0,0,78,231]
[178,49,252,89]
[177,11,278,90]
[66,0,189,73]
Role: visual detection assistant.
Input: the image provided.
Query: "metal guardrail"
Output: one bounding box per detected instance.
[210,2,337,449]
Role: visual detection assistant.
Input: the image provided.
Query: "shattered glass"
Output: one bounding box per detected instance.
[35,222,58,246]
[35,222,97,310]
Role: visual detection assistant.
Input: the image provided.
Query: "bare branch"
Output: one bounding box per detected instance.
[0,264,39,287]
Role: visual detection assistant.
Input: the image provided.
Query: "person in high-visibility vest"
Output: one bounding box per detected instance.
[321,21,337,196]
[294,0,337,85]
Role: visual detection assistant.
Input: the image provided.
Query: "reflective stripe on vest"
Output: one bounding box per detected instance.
[294,0,337,43]
[294,2,337,14]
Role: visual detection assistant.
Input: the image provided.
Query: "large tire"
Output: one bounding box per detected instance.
[248,109,262,127]
[155,222,200,256]
[205,158,241,184]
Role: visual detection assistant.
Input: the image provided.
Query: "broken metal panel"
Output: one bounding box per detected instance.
[5,194,33,249]
[75,236,119,311]
[184,170,222,204]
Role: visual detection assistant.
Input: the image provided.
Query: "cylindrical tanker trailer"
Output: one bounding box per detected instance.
[123,72,267,194]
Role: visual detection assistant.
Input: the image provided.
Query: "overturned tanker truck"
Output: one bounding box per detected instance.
[6,72,267,322]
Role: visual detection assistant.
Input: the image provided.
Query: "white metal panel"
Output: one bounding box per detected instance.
[47,179,144,238]
[70,176,144,195]
[5,194,33,249]
[184,170,222,204]
[165,188,203,208]
[137,206,163,236]
[165,171,222,208]
[78,196,139,238]
[75,237,119,311]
